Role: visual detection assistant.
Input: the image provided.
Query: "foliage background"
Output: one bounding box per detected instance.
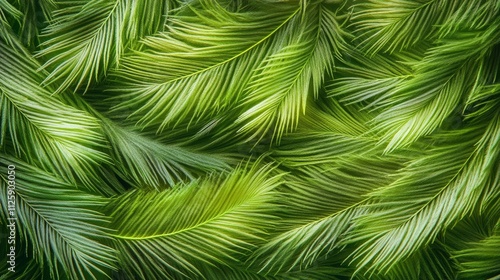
[0,0,499,279]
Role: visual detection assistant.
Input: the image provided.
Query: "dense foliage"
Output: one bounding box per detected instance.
[1,0,499,279]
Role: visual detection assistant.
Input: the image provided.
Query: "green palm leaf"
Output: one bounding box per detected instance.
[37,0,170,92]
[0,0,498,278]
[101,118,231,189]
[376,20,498,152]
[0,156,116,279]
[237,3,346,142]
[351,0,460,53]
[59,92,233,190]
[348,112,500,274]
[109,162,282,279]
[107,0,297,130]
[0,40,117,195]
[454,230,500,279]
[248,155,404,274]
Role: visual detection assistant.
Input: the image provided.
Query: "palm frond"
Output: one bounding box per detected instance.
[0,0,22,21]
[0,40,118,195]
[37,0,170,93]
[0,156,117,279]
[350,0,460,53]
[327,49,412,109]
[107,0,298,130]
[203,264,350,280]
[0,1,23,49]
[109,162,282,279]
[101,118,231,189]
[347,112,500,274]
[236,3,346,142]
[248,154,405,274]
[379,242,457,280]
[444,187,500,279]
[438,0,499,37]
[60,92,233,190]
[374,18,500,152]
[454,229,500,279]
[272,98,376,167]
[6,0,57,48]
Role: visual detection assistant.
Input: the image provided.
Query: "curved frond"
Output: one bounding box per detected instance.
[0,40,117,195]
[0,0,21,21]
[203,264,349,280]
[109,162,282,279]
[248,155,405,274]
[61,92,233,190]
[0,156,117,279]
[272,99,376,167]
[6,0,56,48]
[37,0,170,92]
[454,230,500,279]
[379,242,457,280]
[375,18,500,152]
[108,1,298,130]
[348,113,500,274]
[351,0,459,53]
[237,3,346,142]
[101,118,231,189]
[445,197,500,279]
[327,49,412,109]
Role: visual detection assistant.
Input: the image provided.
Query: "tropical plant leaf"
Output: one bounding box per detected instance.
[107,0,298,131]
[37,0,170,93]
[0,156,117,279]
[109,162,282,279]
[271,100,376,168]
[350,0,460,53]
[347,112,500,274]
[0,0,499,278]
[58,92,233,190]
[101,118,231,189]
[327,49,412,109]
[5,0,56,48]
[0,39,119,196]
[454,229,500,279]
[236,2,346,142]
[248,153,406,274]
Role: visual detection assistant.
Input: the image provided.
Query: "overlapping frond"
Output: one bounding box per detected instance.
[337,3,500,152]
[203,263,350,280]
[58,92,233,190]
[248,155,404,274]
[101,118,231,189]
[454,229,500,279]
[271,98,376,167]
[0,156,116,279]
[237,3,346,142]
[327,50,412,109]
[347,112,500,274]
[351,0,459,53]
[4,0,57,47]
[0,40,117,195]
[376,242,457,280]
[107,0,298,130]
[0,0,498,278]
[109,163,282,279]
[37,0,170,92]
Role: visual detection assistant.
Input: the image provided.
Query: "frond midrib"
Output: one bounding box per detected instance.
[1,175,97,271]
[149,7,300,87]
[112,193,263,240]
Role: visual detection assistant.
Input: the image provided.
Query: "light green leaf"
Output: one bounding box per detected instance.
[0,156,117,279]
[110,162,282,279]
[0,40,117,195]
[37,0,170,92]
